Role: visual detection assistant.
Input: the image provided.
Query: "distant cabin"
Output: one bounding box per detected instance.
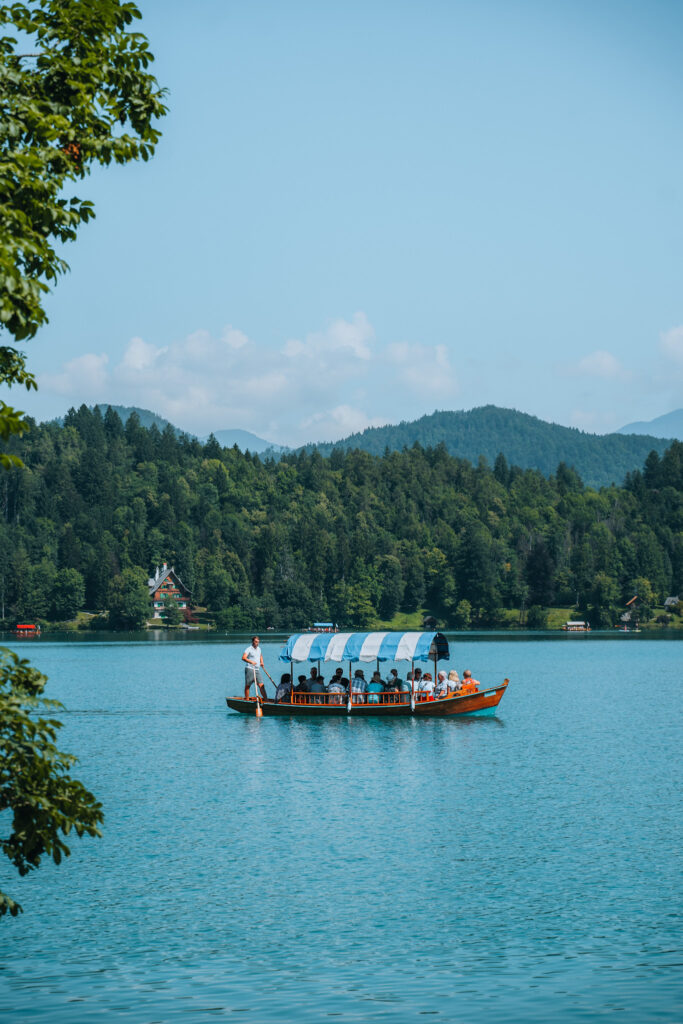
[148,563,191,619]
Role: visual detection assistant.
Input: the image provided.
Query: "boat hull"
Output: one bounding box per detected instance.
[226,682,508,718]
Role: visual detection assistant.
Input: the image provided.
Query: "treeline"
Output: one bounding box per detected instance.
[0,405,681,630]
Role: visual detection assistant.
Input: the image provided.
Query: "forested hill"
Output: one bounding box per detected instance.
[1,405,681,632]
[94,405,179,433]
[305,406,674,489]
[78,407,286,454]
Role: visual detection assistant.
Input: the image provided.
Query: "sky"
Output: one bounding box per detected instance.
[5,0,683,445]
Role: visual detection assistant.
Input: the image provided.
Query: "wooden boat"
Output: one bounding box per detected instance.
[14,623,41,637]
[226,630,509,718]
[561,620,591,632]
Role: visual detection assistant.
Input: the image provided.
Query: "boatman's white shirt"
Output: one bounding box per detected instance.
[243,644,263,667]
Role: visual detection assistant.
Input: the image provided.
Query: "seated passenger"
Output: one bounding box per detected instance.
[275,673,292,702]
[294,674,308,693]
[460,669,480,694]
[421,672,435,699]
[327,673,346,704]
[434,670,449,698]
[329,667,344,688]
[351,669,366,703]
[308,672,326,703]
[448,669,461,692]
[386,668,402,690]
[366,671,385,704]
[407,667,423,694]
[384,668,401,703]
[390,669,411,703]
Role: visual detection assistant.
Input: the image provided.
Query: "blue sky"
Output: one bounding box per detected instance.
[7,0,683,445]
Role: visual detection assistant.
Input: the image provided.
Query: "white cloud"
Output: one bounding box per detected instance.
[121,336,165,372]
[283,311,374,361]
[576,350,627,380]
[300,404,388,440]
[660,325,683,365]
[221,326,248,350]
[36,313,462,446]
[386,340,457,395]
[40,353,110,396]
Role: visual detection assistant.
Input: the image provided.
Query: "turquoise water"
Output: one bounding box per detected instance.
[0,635,681,1023]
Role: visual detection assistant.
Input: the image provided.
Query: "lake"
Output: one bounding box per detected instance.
[0,633,681,1023]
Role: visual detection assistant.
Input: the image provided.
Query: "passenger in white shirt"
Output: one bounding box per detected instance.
[434,670,449,698]
[421,672,435,698]
[407,668,423,693]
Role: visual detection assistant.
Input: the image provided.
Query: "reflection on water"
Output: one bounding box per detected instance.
[0,636,680,1022]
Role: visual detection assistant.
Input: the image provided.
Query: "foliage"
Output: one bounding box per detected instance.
[50,568,85,620]
[162,595,182,626]
[631,576,656,622]
[526,605,549,629]
[0,647,103,915]
[452,600,472,630]
[0,0,166,456]
[586,572,620,628]
[0,0,167,340]
[107,566,149,630]
[0,407,682,631]
[0,349,35,467]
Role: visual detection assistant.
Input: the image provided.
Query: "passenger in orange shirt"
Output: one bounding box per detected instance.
[460,669,480,694]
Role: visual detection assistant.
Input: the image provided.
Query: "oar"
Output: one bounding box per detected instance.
[253,665,262,718]
[262,666,279,703]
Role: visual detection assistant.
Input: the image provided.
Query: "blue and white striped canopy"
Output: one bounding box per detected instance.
[279,631,449,664]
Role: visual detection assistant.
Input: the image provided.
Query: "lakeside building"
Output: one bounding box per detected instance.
[148,563,191,619]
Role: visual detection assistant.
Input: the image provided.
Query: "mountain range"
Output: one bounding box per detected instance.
[63,403,681,489]
[617,408,683,440]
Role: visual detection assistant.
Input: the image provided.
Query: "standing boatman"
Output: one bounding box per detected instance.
[242,635,267,702]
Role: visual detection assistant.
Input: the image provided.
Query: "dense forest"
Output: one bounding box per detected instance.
[0,405,681,631]
[306,406,675,489]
